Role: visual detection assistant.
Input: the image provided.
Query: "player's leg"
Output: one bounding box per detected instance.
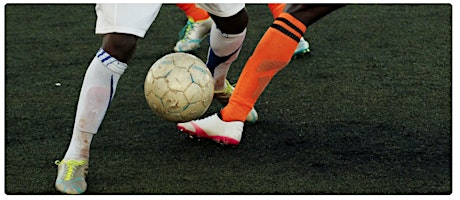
[268,3,310,57]
[178,4,344,145]
[198,3,247,92]
[177,10,304,145]
[174,4,213,52]
[222,4,344,121]
[55,3,161,194]
[197,3,258,123]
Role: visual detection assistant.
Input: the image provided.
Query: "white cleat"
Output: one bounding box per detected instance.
[177,113,244,145]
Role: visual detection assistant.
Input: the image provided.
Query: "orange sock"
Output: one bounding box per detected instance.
[221,13,307,122]
[267,3,286,18]
[176,3,210,22]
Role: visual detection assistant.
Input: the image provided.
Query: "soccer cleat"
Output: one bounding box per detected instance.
[214,79,258,123]
[55,159,89,194]
[177,113,244,145]
[174,17,213,52]
[293,37,310,58]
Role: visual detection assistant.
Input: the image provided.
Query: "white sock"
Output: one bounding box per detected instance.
[64,48,127,160]
[207,23,246,91]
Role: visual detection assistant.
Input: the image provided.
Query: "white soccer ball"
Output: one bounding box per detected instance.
[144,52,214,122]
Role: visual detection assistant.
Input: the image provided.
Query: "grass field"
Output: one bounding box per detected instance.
[4,4,452,195]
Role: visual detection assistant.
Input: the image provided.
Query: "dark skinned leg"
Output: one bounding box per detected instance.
[284,4,345,27]
[101,33,138,63]
[209,8,248,34]
[205,8,249,91]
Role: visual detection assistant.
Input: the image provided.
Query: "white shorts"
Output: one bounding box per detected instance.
[95,3,245,38]
[95,3,162,38]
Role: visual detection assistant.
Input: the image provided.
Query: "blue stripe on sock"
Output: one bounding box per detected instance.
[101,55,112,62]
[96,48,117,67]
[107,75,114,109]
[97,48,105,57]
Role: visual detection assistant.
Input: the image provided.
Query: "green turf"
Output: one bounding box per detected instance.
[4,4,452,194]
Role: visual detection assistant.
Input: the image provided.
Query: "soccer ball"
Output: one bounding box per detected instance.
[144,52,214,122]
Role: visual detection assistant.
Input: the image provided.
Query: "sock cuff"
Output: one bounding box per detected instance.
[273,12,307,42]
[96,48,127,74]
[214,23,247,38]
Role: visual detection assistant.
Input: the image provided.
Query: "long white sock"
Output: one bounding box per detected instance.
[206,23,246,91]
[64,48,127,160]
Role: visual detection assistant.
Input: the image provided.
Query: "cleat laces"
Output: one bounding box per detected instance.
[178,18,195,41]
[55,160,87,181]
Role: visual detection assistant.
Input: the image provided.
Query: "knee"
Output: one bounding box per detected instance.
[102,33,138,63]
[210,8,248,34]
